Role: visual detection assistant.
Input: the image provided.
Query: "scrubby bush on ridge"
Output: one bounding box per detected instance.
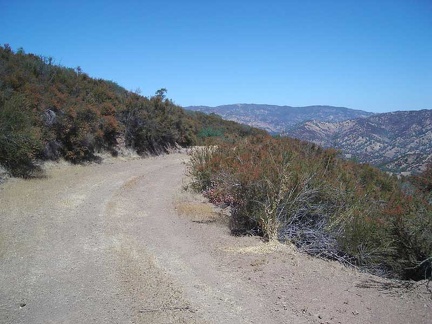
[0,44,264,176]
[188,135,432,280]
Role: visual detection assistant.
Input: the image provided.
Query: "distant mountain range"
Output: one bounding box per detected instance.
[185,104,432,174]
[286,110,432,174]
[185,104,373,134]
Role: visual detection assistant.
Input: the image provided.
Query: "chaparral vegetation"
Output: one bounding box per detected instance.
[0,44,264,177]
[1,44,430,282]
[188,135,432,281]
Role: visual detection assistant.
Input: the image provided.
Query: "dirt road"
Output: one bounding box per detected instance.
[0,153,431,323]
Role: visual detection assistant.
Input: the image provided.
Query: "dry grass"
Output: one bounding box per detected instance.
[121,176,141,190]
[222,240,294,255]
[175,181,228,225]
[176,202,220,223]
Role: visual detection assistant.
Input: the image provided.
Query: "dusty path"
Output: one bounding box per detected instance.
[0,153,431,324]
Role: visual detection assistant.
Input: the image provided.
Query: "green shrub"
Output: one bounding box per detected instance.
[0,94,42,177]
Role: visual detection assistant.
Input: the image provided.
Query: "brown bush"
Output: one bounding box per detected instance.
[189,135,432,280]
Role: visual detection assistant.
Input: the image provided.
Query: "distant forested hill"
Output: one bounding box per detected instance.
[185,104,373,134]
[0,45,264,177]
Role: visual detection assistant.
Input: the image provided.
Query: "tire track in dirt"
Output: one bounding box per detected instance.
[1,153,430,324]
[103,170,204,324]
[102,158,295,323]
[0,154,293,324]
[0,155,205,323]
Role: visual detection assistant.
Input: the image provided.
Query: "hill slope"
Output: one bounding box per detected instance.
[0,45,264,177]
[185,104,374,134]
[286,110,432,173]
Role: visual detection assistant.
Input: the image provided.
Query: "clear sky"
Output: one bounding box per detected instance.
[1,0,431,112]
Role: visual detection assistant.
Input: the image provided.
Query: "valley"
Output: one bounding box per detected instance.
[187,104,432,174]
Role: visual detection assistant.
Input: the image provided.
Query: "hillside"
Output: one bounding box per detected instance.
[0,45,264,177]
[185,104,373,134]
[1,47,431,324]
[286,110,432,174]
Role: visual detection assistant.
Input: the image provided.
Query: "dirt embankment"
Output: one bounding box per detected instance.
[0,153,430,324]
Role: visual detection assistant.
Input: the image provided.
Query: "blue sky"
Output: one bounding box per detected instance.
[1,0,431,112]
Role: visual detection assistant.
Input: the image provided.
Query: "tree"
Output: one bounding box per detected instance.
[155,88,167,100]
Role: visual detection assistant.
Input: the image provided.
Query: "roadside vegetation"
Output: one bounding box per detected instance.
[2,44,431,282]
[188,135,432,281]
[0,44,264,177]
